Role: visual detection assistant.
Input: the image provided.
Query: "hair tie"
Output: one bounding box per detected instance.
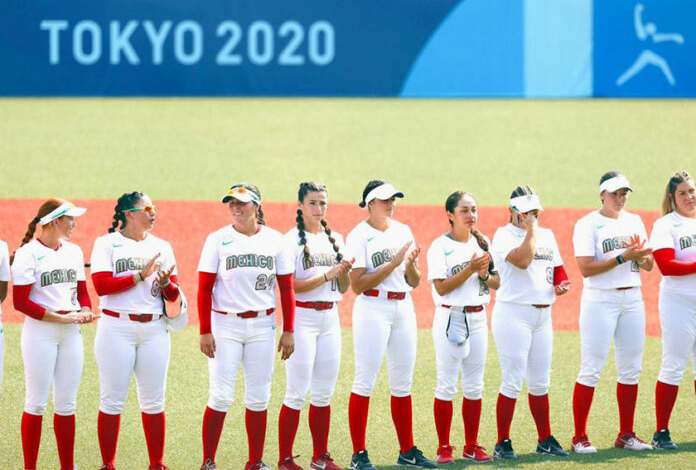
[33,216,41,224]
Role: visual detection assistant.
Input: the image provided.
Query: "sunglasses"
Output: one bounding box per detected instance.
[519,209,540,218]
[124,204,156,214]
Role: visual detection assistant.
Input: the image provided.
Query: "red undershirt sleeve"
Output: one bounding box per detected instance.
[162,274,180,302]
[77,280,92,309]
[13,284,46,320]
[653,248,696,276]
[198,272,217,335]
[277,273,296,333]
[91,271,136,296]
[553,265,569,286]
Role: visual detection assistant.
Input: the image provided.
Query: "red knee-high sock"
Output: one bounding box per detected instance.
[433,398,453,448]
[349,393,370,454]
[528,393,551,442]
[462,398,482,448]
[309,404,331,459]
[54,414,75,470]
[21,412,42,470]
[142,412,166,468]
[98,411,121,466]
[617,383,638,435]
[391,395,414,454]
[246,408,267,464]
[202,407,226,465]
[655,381,679,432]
[496,393,516,444]
[572,383,595,438]
[278,405,301,462]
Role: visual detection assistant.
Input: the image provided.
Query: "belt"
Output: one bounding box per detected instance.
[363,289,407,300]
[441,304,484,313]
[532,304,550,309]
[616,287,634,291]
[213,308,275,318]
[295,300,335,310]
[102,309,155,323]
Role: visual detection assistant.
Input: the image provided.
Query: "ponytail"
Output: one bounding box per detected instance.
[321,219,343,262]
[296,209,311,263]
[109,191,144,233]
[256,205,266,226]
[11,198,66,264]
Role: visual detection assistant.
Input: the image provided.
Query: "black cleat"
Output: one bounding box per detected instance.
[349,450,378,470]
[536,435,569,456]
[652,429,678,450]
[493,439,517,460]
[396,446,437,468]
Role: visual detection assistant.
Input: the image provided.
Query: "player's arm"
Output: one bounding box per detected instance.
[432,252,486,296]
[350,241,411,294]
[506,219,537,269]
[0,280,7,302]
[404,245,421,288]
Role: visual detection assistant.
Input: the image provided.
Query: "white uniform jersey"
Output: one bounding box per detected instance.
[573,210,647,289]
[650,211,696,294]
[285,227,345,302]
[198,225,294,313]
[0,240,10,316]
[427,233,491,307]
[492,223,563,305]
[345,219,416,293]
[11,239,86,312]
[91,231,177,314]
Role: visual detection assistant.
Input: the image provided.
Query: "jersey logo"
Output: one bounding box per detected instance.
[112,243,123,248]
[40,269,77,287]
[679,235,696,250]
[601,236,632,254]
[451,261,471,275]
[367,237,375,242]
[226,254,274,270]
[596,224,605,229]
[444,250,455,256]
[371,248,398,267]
[301,252,337,270]
[674,223,683,228]
[37,255,46,262]
[534,247,554,261]
[222,240,234,246]
[115,257,150,274]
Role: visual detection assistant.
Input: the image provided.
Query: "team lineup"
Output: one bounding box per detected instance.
[0,171,695,470]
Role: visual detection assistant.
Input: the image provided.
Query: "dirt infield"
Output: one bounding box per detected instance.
[0,199,662,335]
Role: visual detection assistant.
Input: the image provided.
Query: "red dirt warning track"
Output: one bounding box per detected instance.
[0,199,662,336]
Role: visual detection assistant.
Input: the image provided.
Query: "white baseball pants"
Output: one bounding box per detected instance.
[433,306,488,401]
[0,321,4,401]
[492,301,552,399]
[94,315,170,414]
[577,287,645,387]
[351,295,417,398]
[658,290,696,385]
[207,312,276,412]
[21,317,83,415]
[283,305,341,410]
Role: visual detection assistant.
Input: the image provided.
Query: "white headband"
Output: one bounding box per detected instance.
[39,202,87,225]
[600,175,633,193]
[509,194,543,213]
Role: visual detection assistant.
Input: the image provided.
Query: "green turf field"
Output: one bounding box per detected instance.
[1,99,694,209]
[1,325,695,470]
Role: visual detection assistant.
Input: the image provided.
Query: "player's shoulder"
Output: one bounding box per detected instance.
[14,239,38,257]
[259,224,282,239]
[390,218,412,233]
[205,225,233,242]
[493,223,515,239]
[575,210,600,227]
[621,210,646,225]
[61,240,84,254]
[430,233,449,248]
[652,212,678,230]
[284,227,299,240]
[347,220,370,239]
[94,231,120,246]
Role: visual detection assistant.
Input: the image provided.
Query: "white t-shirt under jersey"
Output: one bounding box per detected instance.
[573,210,648,289]
[198,225,294,313]
[0,240,10,316]
[285,227,345,302]
[11,239,86,312]
[650,211,696,294]
[91,231,177,314]
[492,223,563,305]
[427,233,491,308]
[345,219,416,294]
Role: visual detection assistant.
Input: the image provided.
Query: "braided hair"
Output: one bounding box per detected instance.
[229,183,265,225]
[445,191,494,273]
[662,170,693,216]
[297,182,343,265]
[11,198,66,264]
[358,180,388,208]
[108,191,144,233]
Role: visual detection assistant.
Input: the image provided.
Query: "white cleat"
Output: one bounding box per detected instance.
[615,432,653,451]
[571,435,597,454]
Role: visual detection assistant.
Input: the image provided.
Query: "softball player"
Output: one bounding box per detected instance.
[428,191,499,464]
[490,186,570,459]
[199,183,296,470]
[0,236,10,400]
[91,192,187,470]
[571,172,653,453]
[345,180,436,470]
[277,182,353,470]
[11,198,94,470]
[650,171,696,450]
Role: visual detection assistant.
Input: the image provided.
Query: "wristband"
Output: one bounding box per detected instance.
[160,278,171,288]
[479,272,490,282]
[134,272,144,283]
[616,254,626,265]
[323,273,329,283]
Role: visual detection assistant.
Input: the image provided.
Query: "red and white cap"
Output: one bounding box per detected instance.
[39,202,87,225]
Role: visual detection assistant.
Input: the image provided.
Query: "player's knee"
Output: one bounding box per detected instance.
[659,369,684,386]
[54,402,77,416]
[462,385,484,401]
[309,394,331,408]
[499,384,521,399]
[283,395,306,410]
[435,383,457,402]
[100,397,126,415]
[24,403,47,416]
[576,368,601,387]
[617,368,641,385]
[140,401,165,414]
[528,383,550,396]
[245,400,269,412]
[207,395,234,413]
[390,383,412,397]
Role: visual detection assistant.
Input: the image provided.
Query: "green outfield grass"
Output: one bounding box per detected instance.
[1,99,694,209]
[0,324,695,470]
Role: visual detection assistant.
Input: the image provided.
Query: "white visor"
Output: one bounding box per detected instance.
[510,194,543,213]
[39,202,87,225]
[221,187,261,205]
[364,183,404,205]
[600,175,633,193]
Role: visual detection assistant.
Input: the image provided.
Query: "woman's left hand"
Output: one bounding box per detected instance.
[554,280,571,296]
[278,331,295,360]
[406,245,421,266]
[157,265,176,287]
